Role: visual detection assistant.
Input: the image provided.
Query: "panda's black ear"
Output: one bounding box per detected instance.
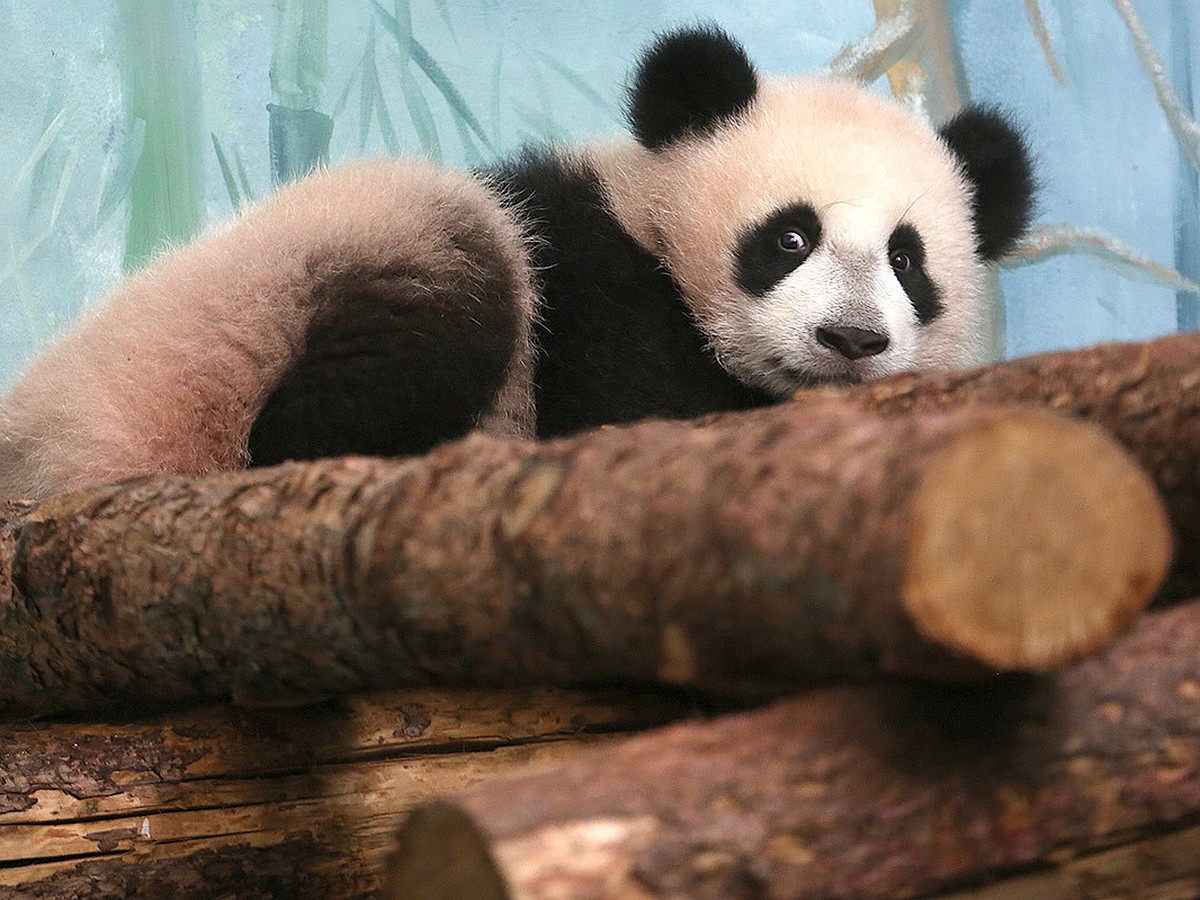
[939,106,1037,261]
[628,26,758,151]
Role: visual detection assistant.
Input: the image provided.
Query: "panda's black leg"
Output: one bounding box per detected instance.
[247,234,531,466]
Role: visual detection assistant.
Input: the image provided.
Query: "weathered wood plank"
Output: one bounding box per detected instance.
[0,686,689,897]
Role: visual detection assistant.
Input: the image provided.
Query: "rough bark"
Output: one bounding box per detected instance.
[6,602,1200,900]
[0,685,689,899]
[789,330,1200,598]
[0,401,1168,716]
[393,598,1200,900]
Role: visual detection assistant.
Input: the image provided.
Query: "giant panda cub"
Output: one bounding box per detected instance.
[0,27,1034,500]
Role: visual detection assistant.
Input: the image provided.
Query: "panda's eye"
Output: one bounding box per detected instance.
[778,230,810,253]
[890,250,914,273]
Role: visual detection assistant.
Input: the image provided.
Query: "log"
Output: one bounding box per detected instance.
[0,401,1168,716]
[0,685,691,898]
[393,597,1200,900]
[791,330,1200,598]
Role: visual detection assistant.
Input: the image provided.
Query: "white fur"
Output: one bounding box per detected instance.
[0,74,990,501]
[593,75,987,396]
[0,160,536,500]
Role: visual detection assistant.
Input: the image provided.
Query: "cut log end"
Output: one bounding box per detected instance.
[903,411,1172,671]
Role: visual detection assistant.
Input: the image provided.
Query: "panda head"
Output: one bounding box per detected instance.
[611,26,1035,395]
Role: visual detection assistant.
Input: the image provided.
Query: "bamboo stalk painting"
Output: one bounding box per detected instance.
[116,0,205,273]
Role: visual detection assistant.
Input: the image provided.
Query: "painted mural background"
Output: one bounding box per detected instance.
[1,1,1197,387]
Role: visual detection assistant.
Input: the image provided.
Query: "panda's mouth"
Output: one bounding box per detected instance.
[785,369,864,388]
[767,357,866,391]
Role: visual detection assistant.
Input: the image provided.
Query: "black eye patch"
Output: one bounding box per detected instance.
[735,203,822,296]
[889,223,943,325]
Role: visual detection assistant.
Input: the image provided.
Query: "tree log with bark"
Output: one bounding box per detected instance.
[390,597,1200,900]
[790,330,1200,598]
[0,399,1168,717]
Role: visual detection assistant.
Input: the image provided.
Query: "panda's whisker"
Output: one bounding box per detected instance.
[818,198,865,214]
[893,193,927,231]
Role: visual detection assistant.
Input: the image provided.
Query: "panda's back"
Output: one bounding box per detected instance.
[484,150,771,439]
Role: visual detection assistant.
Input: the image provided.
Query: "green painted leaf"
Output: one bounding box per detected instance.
[372,0,494,152]
[46,146,79,233]
[360,20,379,151]
[383,0,430,156]
[233,146,255,204]
[376,75,404,155]
[333,50,365,119]
[491,49,504,137]
[391,0,414,56]
[512,100,565,143]
[433,0,455,37]
[211,133,243,209]
[11,108,69,197]
[451,113,483,166]
[24,90,68,222]
[409,37,494,152]
[535,51,618,119]
[7,230,43,343]
[399,70,441,159]
[93,117,146,229]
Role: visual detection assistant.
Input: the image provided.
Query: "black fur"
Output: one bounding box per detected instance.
[247,234,521,466]
[889,223,944,324]
[939,106,1036,261]
[735,203,823,296]
[628,26,758,151]
[247,39,1013,465]
[487,151,772,438]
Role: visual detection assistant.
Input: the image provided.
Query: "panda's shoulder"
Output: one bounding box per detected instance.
[483,149,612,228]
[481,147,642,268]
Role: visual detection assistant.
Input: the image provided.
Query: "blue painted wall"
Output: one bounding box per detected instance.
[0,1,1196,386]
[954,1,1200,356]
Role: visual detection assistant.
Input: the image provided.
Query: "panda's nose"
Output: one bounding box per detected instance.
[815,325,890,360]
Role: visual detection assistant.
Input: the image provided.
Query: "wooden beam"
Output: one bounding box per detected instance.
[0,686,688,897]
